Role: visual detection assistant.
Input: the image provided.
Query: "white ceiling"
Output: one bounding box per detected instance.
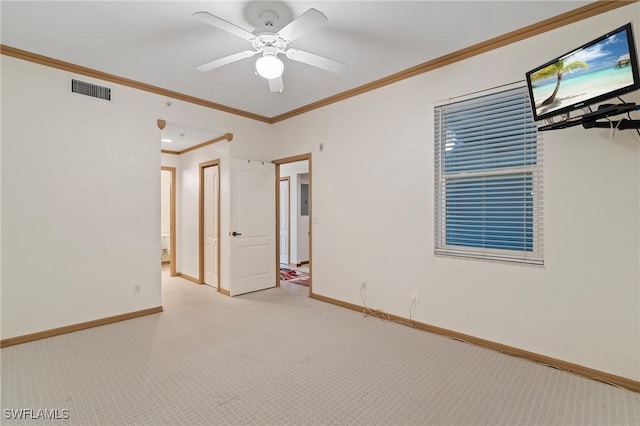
[2,1,592,120]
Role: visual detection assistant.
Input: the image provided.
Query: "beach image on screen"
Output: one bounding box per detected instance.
[530,29,635,118]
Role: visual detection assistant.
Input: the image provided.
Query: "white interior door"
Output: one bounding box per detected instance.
[279,178,289,265]
[204,165,219,287]
[230,159,275,296]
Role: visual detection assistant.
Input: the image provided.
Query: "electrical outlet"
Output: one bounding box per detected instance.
[412,289,418,301]
[133,284,141,295]
[361,281,367,291]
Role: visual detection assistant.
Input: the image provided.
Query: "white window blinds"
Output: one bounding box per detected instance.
[434,85,544,264]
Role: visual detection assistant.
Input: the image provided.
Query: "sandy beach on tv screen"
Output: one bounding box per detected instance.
[534,70,634,117]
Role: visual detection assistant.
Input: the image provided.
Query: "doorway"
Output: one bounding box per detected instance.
[274,154,312,295]
[161,167,176,277]
[199,160,220,290]
[279,177,290,265]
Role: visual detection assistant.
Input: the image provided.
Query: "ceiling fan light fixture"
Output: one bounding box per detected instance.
[255,54,284,79]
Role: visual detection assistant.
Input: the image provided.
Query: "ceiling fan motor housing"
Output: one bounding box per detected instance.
[259,10,279,28]
[252,32,289,57]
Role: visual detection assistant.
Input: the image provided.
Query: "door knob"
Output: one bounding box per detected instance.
[232,231,242,236]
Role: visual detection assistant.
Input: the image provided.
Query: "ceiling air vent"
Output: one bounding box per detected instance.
[70,79,112,101]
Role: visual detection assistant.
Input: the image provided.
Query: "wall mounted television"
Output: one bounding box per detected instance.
[525,22,640,122]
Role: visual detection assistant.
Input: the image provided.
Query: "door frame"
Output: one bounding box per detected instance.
[279,176,291,266]
[161,166,177,277]
[273,153,312,295]
[198,159,221,291]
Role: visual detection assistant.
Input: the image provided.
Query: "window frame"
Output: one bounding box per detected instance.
[434,84,544,265]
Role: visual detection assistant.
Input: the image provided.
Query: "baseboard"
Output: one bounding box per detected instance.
[161,260,170,265]
[0,306,163,348]
[295,261,309,267]
[177,272,201,284]
[177,272,227,294]
[309,292,640,393]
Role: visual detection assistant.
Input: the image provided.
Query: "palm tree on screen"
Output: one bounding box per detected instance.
[531,59,589,106]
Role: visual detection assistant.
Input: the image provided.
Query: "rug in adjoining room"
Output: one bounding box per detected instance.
[280,267,310,286]
[280,268,304,281]
[289,275,310,287]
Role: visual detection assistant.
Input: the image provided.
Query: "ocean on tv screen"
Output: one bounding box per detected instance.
[532,66,635,117]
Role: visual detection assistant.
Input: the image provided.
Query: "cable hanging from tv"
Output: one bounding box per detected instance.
[525,22,640,132]
[538,102,639,131]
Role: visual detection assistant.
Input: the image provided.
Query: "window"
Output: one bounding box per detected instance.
[434,84,543,264]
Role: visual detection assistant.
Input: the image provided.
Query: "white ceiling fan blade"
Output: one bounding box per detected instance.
[276,8,327,43]
[193,11,255,42]
[196,50,257,72]
[268,76,284,93]
[285,49,346,74]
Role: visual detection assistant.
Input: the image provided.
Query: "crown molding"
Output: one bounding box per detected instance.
[0,45,271,124]
[2,1,635,124]
[270,0,637,123]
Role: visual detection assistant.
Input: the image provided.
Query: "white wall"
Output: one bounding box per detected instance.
[161,170,171,235]
[161,143,230,284]
[1,53,272,339]
[271,4,640,381]
[159,115,272,288]
[1,56,162,338]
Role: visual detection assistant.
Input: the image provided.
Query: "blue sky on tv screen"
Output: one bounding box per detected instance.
[535,29,631,83]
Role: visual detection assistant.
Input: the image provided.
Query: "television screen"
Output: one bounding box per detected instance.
[526,23,640,122]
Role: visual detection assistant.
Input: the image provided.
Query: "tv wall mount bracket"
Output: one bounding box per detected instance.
[538,102,640,131]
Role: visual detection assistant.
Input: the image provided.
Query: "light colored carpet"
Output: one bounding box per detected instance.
[1,273,639,425]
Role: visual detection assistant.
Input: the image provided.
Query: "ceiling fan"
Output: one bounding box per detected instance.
[193,7,346,93]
